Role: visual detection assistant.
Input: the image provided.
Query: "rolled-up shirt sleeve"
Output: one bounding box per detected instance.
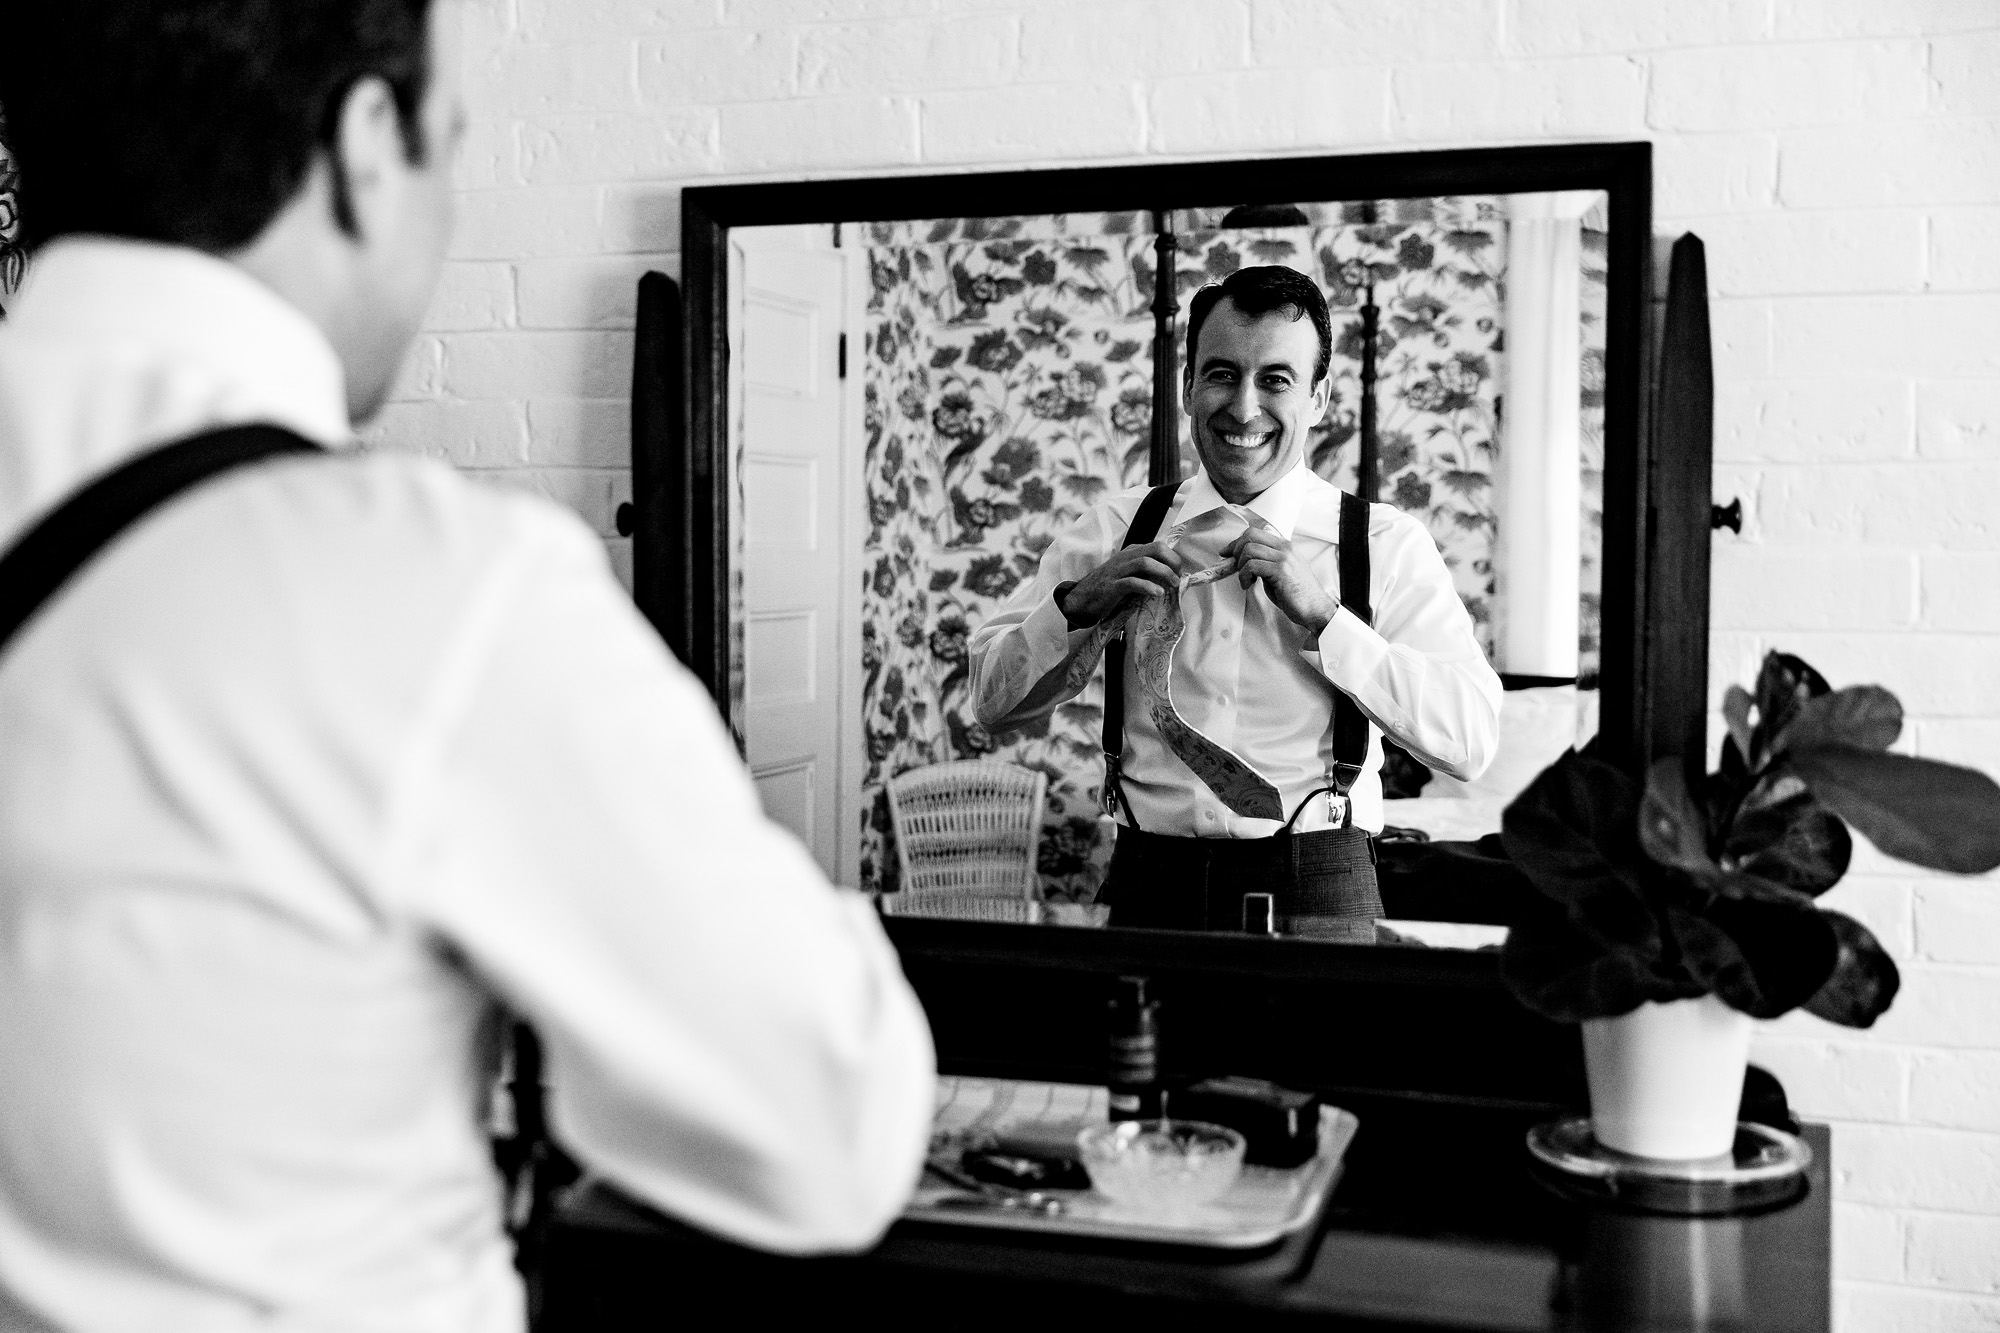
[969,491,1142,734]
[1314,507,1503,782]
[397,511,936,1255]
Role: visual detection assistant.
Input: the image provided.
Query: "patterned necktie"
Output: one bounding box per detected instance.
[1069,508,1286,821]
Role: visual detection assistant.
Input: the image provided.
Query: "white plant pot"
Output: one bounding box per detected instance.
[1581,995,1754,1160]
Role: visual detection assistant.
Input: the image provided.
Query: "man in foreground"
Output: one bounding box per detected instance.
[0,3,934,1328]
[972,265,1501,935]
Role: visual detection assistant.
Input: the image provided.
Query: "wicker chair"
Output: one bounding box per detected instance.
[882,760,1047,924]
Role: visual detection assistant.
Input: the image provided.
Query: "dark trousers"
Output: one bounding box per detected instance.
[1101,824,1382,940]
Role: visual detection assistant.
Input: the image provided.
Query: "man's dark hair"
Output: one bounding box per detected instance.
[1185,265,1334,387]
[0,0,433,253]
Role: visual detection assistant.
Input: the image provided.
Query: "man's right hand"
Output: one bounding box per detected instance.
[1058,541,1184,629]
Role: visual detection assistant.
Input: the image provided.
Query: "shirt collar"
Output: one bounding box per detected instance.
[6,237,351,450]
[1178,459,1321,540]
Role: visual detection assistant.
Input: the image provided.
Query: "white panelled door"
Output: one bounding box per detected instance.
[733,235,857,884]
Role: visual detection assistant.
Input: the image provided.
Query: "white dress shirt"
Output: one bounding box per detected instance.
[970,463,1501,837]
[0,239,935,1332]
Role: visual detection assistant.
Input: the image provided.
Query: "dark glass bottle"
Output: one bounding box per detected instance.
[1106,975,1161,1121]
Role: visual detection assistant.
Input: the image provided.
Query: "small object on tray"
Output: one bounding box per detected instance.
[924,1157,1067,1216]
[1077,1119,1245,1221]
[909,1076,1358,1248]
[1167,1075,1320,1168]
[962,1147,1091,1193]
[1526,1115,1812,1216]
[954,1102,1095,1190]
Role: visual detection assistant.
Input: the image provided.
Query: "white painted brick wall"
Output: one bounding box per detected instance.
[364,1,2000,1321]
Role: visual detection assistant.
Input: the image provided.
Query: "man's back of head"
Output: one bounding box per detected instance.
[0,0,462,420]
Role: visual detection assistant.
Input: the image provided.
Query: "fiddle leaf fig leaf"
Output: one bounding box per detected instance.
[1753,652,1831,756]
[1772,684,1903,757]
[1786,746,2000,874]
[1665,897,1840,1020]
[1501,750,1665,959]
[1722,685,1758,767]
[1639,757,1716,879]
[1802,910,1902,1029]
[1500,897,1699,1023]
[1724,780,1852,896]
[1717,731,1749,784]
[1711,869,1820,907]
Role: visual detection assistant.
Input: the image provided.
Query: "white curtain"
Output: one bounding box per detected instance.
[1495,191,1595,679]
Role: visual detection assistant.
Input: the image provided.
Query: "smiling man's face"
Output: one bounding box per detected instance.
[1182,297,1332,505]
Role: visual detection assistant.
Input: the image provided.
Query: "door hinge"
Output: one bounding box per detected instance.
[838,332,847,380]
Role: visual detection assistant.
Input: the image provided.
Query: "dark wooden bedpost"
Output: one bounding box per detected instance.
[1648,233,1714,780]
[1149,210,1181,486]
[1357,280,1380,503]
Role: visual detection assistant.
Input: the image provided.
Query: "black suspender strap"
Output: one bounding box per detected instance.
[1326,489,1374,807]
[0,424,324,659]
[1099,482,1180,827]
[1276,488,1377,840]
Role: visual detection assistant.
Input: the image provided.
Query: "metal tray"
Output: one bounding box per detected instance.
[904,1076,1358,1249]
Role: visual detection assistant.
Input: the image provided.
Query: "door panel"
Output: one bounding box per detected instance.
[735,243,849,880]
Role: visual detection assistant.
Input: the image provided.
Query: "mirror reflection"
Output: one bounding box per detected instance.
[727,191,1611,947]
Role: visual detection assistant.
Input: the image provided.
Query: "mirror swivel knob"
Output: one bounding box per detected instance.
[615,502,635,537]
[1710,498,1742,534]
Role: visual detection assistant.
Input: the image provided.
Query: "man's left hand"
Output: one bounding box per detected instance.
[1221,528,1339,637]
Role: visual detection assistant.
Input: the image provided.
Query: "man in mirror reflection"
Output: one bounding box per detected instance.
[972,266,1501,937]
[0,2,934,1329]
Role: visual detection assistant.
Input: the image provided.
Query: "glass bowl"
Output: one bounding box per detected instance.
[1076,1118,1247,1219]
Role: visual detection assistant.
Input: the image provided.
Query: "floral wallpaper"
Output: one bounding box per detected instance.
[858,199,1606,900]
[1578,225,1609,685]
[858,212,1159,899]
[0,113,21,319]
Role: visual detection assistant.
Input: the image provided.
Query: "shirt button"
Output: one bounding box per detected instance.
[1217,696,1230,709]
[1219,626,1232,640]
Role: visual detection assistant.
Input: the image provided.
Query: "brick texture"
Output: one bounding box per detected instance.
[1148,68,1390,155]
[365,9,2000,1324]
[1906,1213,2000,1294]
[1915,380,2000,459]
[1688,210,1925,297]
[924,83,1145,161]
[1651,132,1778,216]
[1025,2,1246,81]
[1712,378,1913,464]
[1388,57,1649,141]
[1648,41,1930,132]
[1251,0,1499,67]
[1832,1203,1907,1283]
[1931,207,2000,290]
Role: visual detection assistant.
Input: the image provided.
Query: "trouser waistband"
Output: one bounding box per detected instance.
[1101,823,1382,938]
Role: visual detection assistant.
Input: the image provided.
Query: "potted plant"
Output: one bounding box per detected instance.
[1501,652,2000,1159]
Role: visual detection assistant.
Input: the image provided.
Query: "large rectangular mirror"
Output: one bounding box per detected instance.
[651,144,1674,950]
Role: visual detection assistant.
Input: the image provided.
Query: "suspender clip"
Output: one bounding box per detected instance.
[1102,754,1123,816]
[1325,760,1364,830]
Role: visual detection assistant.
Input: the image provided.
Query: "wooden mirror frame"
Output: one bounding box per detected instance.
[635,142,1711,1094]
